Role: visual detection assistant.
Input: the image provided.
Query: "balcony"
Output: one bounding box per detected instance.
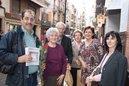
[5,12,20,20]
[31,0,44,7]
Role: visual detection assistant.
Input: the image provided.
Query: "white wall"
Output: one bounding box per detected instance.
[120,0,129,32]
[105,0,122,10]
[105,14,120,33]
[105,0,129,32]
[1,0,10,13]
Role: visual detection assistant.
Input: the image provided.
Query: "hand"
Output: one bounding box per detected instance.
[92,74,101,82]
[75,59,81,66]
[78,57,86,68]
[57,74,64,86]
[86,76,93,86]
[67,63,71,70]
[17,54,32,63]
[86,76,93,83]
[42,63,46,70]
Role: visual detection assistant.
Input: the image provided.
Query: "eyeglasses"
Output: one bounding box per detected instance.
[23,17,35,22]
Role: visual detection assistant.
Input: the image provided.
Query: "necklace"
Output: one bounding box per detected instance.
[84,39,93,47]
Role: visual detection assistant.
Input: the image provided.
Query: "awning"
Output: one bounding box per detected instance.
[31,0,45,7]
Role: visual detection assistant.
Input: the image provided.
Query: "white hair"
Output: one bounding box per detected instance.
[73,29,83,37]
[46,27,59,39]
[55,22,66,29]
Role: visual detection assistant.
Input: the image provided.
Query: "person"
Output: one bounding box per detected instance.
[43,27,67,86]
[78,26,103,86]
[55,22,73,69]
[0,31,3,39]
[0,9,41,86]
[86,31,127,86]
[71,29,83,86]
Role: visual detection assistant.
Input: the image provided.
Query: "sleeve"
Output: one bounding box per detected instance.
[71,42,75,58]
[61,46,67,75]
[78,42,85,60]
[117,55,127,86]
[66,38,73,64]
[0,31,18,65]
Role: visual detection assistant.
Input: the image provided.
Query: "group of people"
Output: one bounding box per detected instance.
[70,26,127,86]
[0,9,127,86]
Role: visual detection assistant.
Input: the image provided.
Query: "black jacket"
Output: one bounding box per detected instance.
[0,26,41,86]
[101,51,127,86]
[61,35,73,64]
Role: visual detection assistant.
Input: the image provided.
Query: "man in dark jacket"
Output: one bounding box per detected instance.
[0,9,41,86]
[56,22,73,69]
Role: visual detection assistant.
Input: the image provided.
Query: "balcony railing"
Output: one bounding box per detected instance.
[5,12,20,20]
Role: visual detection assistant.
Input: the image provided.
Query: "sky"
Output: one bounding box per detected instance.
[69,0,96,14]
[68,0,96,25]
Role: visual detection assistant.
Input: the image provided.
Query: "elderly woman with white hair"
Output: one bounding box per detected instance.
[43,27,67,86]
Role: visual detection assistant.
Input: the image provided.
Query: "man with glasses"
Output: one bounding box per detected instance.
[0,9,41,86]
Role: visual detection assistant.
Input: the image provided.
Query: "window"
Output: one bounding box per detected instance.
[12,0,20,14]
[9,24,19,31]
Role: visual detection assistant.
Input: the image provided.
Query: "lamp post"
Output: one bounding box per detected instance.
[0,0,1,6]
[64,0,67,23]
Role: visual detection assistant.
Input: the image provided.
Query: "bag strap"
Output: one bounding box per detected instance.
[99,54,107,68]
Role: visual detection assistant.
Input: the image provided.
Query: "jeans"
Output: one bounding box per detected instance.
[27,72,38,86]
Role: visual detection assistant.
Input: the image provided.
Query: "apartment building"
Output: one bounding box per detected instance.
[0,0,44,38]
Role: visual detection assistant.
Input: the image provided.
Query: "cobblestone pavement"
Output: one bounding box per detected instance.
[0,73,7,86]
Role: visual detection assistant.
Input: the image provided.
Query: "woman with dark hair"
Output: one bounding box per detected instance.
[104,31,122,53]
[86,31,127,86]
[78,26,103,86]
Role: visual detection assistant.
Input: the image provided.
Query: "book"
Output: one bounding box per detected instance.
[25,47,40,66]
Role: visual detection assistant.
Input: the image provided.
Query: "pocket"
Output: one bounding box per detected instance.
[10,67,22,84]
[7,73,21,85]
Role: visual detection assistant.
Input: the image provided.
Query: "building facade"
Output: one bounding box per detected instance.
[104,0,129,69]
[52,0,66,26]
[0,0,44,38]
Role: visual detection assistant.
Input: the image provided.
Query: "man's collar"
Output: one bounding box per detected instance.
[21,26,34,35]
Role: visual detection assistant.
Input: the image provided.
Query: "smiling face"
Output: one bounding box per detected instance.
[57,25,65,37]
[21,10,35,32]
[48,32,59,44]
[74,32,82,42]
[104,31,122,52]
[56,22,66,37]
[84,29,94,40]
[106,35,117,49]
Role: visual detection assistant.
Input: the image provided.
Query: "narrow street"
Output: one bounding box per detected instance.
[0,0,129,86]
[0,73,7,86]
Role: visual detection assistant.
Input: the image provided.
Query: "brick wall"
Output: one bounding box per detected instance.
[125,31,129,69]
[125,8,129,69]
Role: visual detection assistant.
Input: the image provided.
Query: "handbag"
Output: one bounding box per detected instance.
[63,69,73,86]
[91,53,108,76]
[87,54,108,86]
[87,67,101,86]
